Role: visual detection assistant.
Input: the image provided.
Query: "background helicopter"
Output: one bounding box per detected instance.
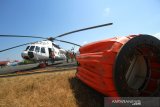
[0,23,113,67]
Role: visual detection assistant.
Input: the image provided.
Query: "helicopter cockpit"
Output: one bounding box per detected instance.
[21,44,48,60]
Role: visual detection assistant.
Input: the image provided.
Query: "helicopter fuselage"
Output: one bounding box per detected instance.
[21,40,66,62]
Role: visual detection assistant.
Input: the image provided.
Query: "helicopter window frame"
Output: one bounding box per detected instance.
[41,47,46,53]
[35,46,40,52]
[29,46,35,51]
[25,46,30,51]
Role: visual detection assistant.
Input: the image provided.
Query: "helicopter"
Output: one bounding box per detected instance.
[21,40,67,62]
[0,23,112,67]
[0,23,160,97]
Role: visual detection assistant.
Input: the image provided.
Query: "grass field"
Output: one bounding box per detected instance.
[0,70,104,107]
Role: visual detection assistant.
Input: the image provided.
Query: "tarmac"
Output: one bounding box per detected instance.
[0,60,77,78]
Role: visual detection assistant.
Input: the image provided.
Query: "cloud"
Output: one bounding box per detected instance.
[82,41,88,45]
[103,8,111,16]
[153,32,160,39]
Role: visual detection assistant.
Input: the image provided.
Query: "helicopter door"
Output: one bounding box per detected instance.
[35,46,41,60]
[48,48,52,58]
[40,47,47,59]
[48,48,54,59]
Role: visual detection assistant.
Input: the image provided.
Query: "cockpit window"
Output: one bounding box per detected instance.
[25,46,30,51]
[29,46,35,51]
[41,47,46,53]
[35,46,40,52]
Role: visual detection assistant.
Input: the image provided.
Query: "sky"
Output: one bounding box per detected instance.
[0,0,160,61]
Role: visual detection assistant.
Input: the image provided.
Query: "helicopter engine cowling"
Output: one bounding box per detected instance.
[76,34,160,97]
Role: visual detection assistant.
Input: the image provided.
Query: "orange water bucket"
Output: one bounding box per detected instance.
[76,34,160,97]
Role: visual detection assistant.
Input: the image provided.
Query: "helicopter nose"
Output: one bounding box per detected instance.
[28,52,34,58]
[21,51,30,59]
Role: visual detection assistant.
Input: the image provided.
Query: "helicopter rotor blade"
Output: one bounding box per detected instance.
[0,22,112,52]
[54,23,113,39]
[0,35,46,39]
[0,23,113,41]
[54,39,81,47]
[0,39,80,53]
[0,41,37,53]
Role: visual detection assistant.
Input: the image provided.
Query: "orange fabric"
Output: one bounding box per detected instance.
[76,35,136,97]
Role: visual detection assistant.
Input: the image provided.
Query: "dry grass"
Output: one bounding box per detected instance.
[0,70,104,107]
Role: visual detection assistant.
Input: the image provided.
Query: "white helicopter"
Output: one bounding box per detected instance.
[21,40,66,62]
[0,23,113,66]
